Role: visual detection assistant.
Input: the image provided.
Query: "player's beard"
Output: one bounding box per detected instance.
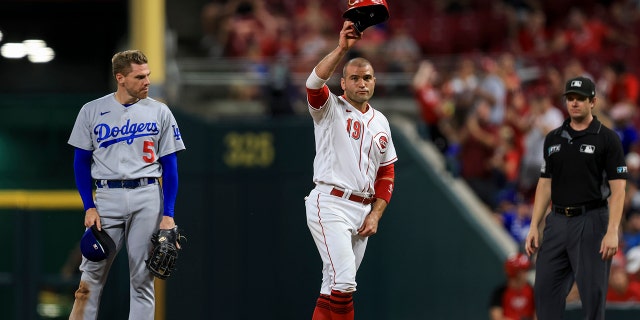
[127,86,149,100]
[345,89,374,105]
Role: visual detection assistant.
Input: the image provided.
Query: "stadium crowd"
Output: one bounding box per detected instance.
[196,0,640,303]
[407,0,640,304]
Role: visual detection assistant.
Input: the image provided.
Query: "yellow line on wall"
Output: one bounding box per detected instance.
[0,190,167,318]
[0,190,82,210]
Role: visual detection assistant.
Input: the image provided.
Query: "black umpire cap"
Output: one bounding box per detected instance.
[564,76,596,98]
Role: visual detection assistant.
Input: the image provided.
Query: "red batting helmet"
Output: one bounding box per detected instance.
[504,253,531,278]
[343,0,390,33]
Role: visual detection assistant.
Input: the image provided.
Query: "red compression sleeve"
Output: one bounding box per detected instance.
[307,86,330,109]
[374,163,395,203]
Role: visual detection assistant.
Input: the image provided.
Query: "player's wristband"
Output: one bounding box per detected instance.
[374,179,394,204]
[306,68,328,89]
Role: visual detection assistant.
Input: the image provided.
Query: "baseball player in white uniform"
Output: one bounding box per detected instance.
[67,50,186,320]
[305,21,397,320]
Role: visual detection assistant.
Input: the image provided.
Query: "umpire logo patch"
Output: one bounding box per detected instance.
[580,144,595,154]
[548,144,561,156]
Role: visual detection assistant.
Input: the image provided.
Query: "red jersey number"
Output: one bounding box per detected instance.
[346,118,362,140]
[142,141,156,163]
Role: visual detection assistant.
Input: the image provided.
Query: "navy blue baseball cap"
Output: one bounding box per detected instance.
[564,76,596,98]
[80,225,116,262]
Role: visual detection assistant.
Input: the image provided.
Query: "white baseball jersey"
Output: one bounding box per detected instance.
[68,93,186,179]
[308,93,397,194]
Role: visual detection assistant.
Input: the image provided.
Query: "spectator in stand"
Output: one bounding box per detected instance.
[447,55,480,129]
[624,152,640,212]
[263,57,297,117]
[623,209,640,254]
[601,60,640,108]
[383,23,422,74]
[539,66,568,117]
[200,0,282,58]
[607,251,640,303]
[293,0,334,36]
[504,89,530,166]
[492,125,522,193]
[607,0,640,42]
[412,60,450,153]
[550,7,636,59]
[488,252,535,320]
[475,56,508,125]
[511,8,553,60]
[292,0,335,67]
[487,124,521,214]
[294,23,332,73]
[200,0,229,57]
[438,55,481,168]
[609,102,639,155]
[562,57,594,83]
[497,52,522,95]
[269,8,298,59]
[484,0,515,52]
[351,23,389,62]
[496,192,533,248]
[518,93,564,199]
[220,0,280,58]
[628,151,640,184]
[458,98,502,210]
[627,246,640,283]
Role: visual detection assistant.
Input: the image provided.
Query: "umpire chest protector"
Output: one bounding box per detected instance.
[543,116,627,205]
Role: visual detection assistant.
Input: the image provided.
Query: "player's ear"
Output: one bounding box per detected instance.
[115,73,125,85]
[340,78,346,90]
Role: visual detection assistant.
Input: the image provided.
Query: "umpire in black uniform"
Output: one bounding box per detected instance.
[524,76,629,320]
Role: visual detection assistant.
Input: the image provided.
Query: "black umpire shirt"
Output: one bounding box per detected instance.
[541,116,629,206]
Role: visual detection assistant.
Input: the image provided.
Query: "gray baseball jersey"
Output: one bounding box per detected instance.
[68,93,185,178]
[67,93,185,320]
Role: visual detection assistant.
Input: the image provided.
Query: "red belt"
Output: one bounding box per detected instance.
[330,188,375,205]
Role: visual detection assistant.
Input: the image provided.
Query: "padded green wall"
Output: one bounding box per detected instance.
[1,95,639,319]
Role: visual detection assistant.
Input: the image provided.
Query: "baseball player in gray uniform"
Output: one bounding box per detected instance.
[305,21,397,320]
[67,50,186,320]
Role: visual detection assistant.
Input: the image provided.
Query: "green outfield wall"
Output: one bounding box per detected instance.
[1,95,638,319]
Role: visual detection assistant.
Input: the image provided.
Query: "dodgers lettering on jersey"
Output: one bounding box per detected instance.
[68,93,186,180]
[309,93,397,194]
[94,119,159,148]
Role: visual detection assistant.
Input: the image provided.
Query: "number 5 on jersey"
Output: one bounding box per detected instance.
[143,140,156,163]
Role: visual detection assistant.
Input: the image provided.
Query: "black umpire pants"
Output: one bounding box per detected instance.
[534,206,611,320]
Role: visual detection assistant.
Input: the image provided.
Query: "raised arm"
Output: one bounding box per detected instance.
[313,21,362,80]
